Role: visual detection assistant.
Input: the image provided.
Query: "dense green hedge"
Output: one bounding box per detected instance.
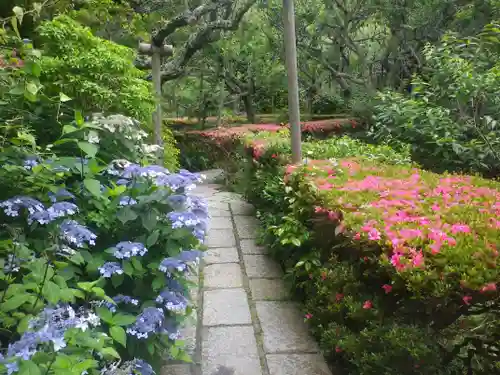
[193,129,500,375]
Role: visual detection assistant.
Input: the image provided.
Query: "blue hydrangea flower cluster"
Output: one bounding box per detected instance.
[0,196,44,217]
[23,156,39,170]
[119,196,137,206]
[156,288,188,313]
[48,188,75,203]
[99,262,124,278]
[3,305,100,366]
[158,250,203,277]
[95,294,139,313]
[112,241,148,259]
[60,220,97,247]
[126,307,165,339]
[100,358,155,375]
[28,202,79,225]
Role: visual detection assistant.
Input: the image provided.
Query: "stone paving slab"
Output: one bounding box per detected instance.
[204,263,242,288]
[266,354,332,375]
[204,247,240,265]
[243,255,283,278]
[209,216,234,230]
[161,364,191,375]
[233,216,259,239]
[206,229,236,248]
[249,279,290,301]
[240,240,268,254]
[230,201,255,216]
[256,301,319,353]
[203,288,252,326]
[202,326,262,375]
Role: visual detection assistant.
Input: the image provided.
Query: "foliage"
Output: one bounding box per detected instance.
[35,15,155,140]
[369,24,500,176]
[0,118,207,374]
[1,7,197,374]
[222,132,500,374]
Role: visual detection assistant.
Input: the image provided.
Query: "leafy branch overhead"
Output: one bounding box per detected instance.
[142,0,257,82]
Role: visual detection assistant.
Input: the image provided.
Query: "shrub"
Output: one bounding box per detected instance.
[369,24,500,177]
[224,131,500,374]
[0,118,207,374]
[34,15,155,144]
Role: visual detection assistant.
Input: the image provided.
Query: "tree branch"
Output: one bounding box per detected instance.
[152,0,231,47]
[160,0,257,83]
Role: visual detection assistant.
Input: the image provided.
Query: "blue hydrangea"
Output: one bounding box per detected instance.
[6,305,100,362]
[159,257,187,275]
[162,317,181,341]
[98,294,139,313]
[59,220,97,247]
[28,201,79,225]
[112,241,148,259]
[126,307,164,339]
[155,174,194,191]
[122,164,169,179]
[156,289,187,313]
[119,196,137,206]
[98,262,124,278]
[166,194,187,209]
[0,196,44,217]
[116,178,130,186]
[167,211,200,228]
[166,278,186,295]
[178,250,203,265]
[187,195,208,212]
[48,188,75,203]
[133,359,155,375]
[23,156,39,170]
[178,169,205,183]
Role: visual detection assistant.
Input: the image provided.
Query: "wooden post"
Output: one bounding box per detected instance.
[137,42,173,162]
[283,0,302,163]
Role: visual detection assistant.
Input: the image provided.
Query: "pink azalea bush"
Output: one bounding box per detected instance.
[301,158,499,296]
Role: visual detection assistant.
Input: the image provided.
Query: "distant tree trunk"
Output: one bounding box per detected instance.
[244,64,256,123]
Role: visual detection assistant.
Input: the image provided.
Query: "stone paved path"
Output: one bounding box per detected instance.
[162,171,332,375]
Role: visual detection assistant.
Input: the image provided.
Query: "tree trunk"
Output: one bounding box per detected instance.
[243,93,256,124]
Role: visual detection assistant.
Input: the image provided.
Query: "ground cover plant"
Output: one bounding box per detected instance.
[225,130,500,375]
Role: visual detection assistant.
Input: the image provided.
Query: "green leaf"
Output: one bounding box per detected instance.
[170,345,180,358]
[83,178,101,197]
[146,230,160,247]
[110,326,127,347]
[131,257,143,272]
[78,141,98,157]
[59,92,72,102]
[101,347,121,359]
[141,210,158,232]
[62,125,78,135]
[112,313,136,326]
[1,294,30,312]
[77,280,99,292]
[96,306,114,324]
[117,207,138,224]
[10,16,20,38]
[122,260,134,276]
[26,82,39,95]
[43,281,61,304]
[12,6,24,23]
[69,252,85,265]
[18,360,41,375]
[75,110,84,126]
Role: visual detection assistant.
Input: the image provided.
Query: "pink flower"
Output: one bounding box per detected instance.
[305,313,313,320]
[382,284,393,294]
[335,293,344,302]
[451,223,471,234]
[480,283,497,293]
[362,300,373,309]
[368,228,381,241]
[411,250,425,268]
[462,295,472,305]
[353,232,361,240]
[335,346,343,353]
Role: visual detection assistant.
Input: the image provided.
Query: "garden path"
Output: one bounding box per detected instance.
[162,170,332,375]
